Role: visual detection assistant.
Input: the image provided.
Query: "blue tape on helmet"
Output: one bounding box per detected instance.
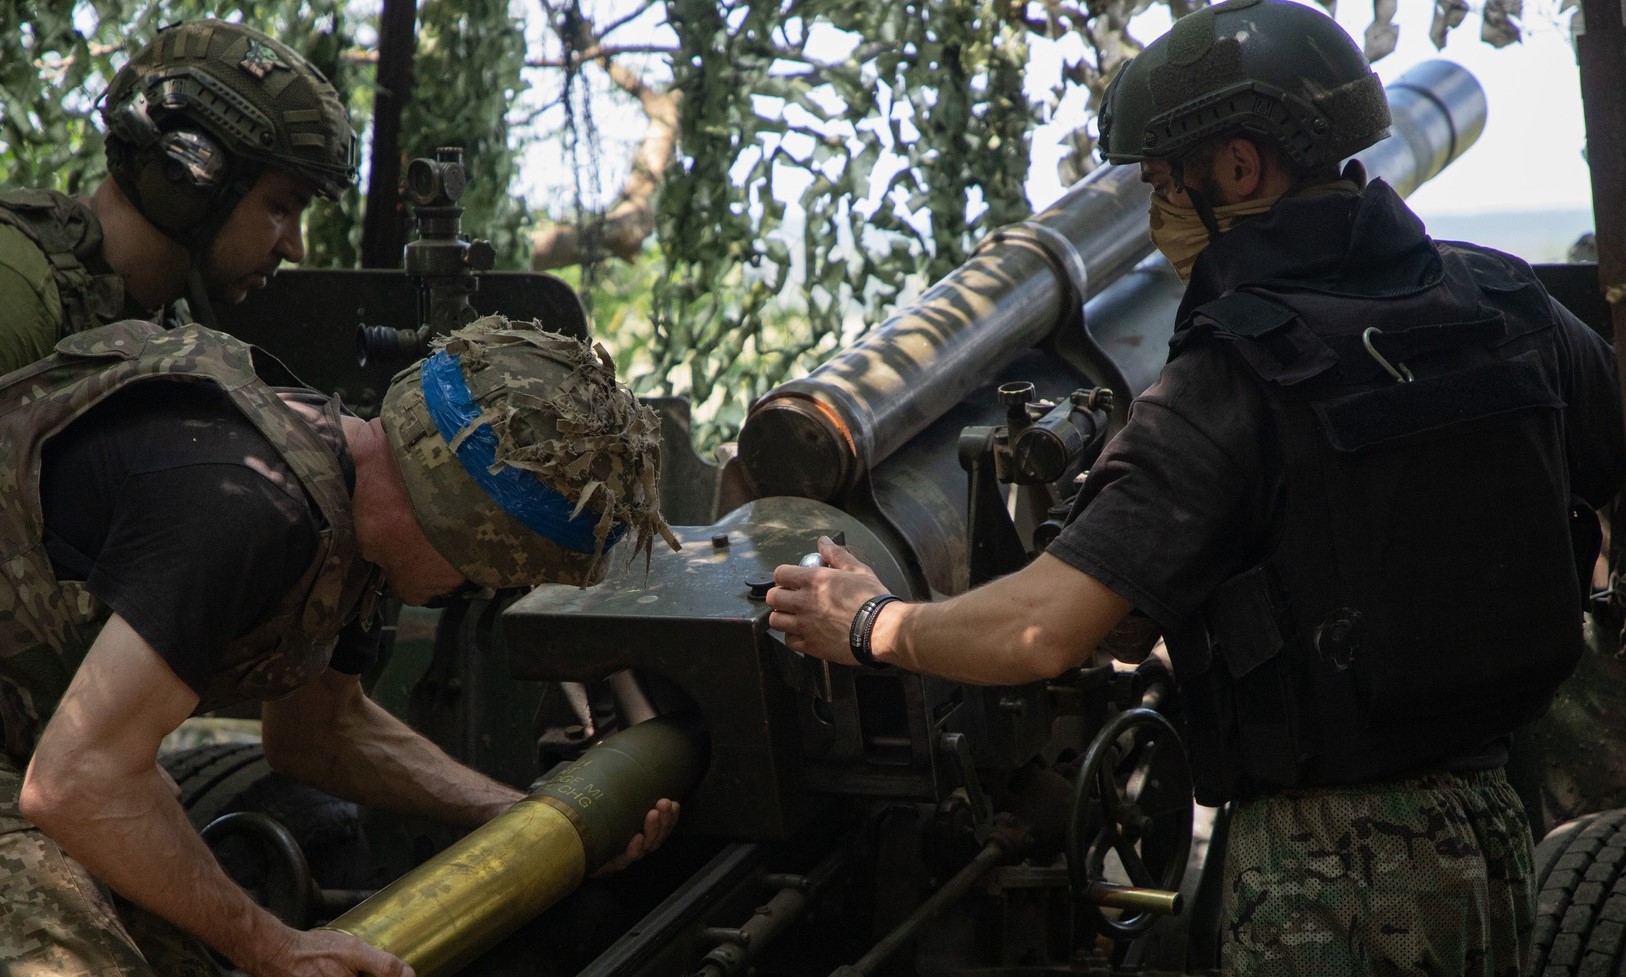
[420,350,625,554]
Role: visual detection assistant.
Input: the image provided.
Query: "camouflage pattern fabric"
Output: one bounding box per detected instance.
[381,314,678,589]
[0,190,132,371]
[0,320,373,766]
[0,756,226,976]
[1221,768,1533,976]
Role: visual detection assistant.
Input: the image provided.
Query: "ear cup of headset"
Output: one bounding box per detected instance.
[106,89,234,239]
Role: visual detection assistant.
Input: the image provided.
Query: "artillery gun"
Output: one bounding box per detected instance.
[190,58,1597,977]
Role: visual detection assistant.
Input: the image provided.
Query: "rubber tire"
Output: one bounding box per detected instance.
[160,743,372,893]
[1529,807,1626,976]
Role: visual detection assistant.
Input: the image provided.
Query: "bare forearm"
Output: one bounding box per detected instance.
[771,546,1132,683]
[23,760,288,971]
[266,694,521,827]
[874,574,1095,684]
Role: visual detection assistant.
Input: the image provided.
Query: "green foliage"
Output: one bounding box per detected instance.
[401,0,533,269]
[0,1,366,264]
[648,0,1037,447]
[0,0,528,269]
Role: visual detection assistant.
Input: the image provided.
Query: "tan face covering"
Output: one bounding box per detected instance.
[1148,192,1280,284]
[1147,178,1362,284]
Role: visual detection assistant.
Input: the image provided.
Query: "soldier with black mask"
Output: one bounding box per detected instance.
[766,1,1626,972]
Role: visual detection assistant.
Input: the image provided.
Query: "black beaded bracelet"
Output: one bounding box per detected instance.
[848,594,901,668]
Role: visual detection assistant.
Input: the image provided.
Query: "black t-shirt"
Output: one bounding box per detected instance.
[1048,341,1278,630]
[39,381,376,696]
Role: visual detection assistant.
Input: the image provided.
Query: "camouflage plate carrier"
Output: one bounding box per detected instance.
[0,320,374,787]
[0,190,134,340]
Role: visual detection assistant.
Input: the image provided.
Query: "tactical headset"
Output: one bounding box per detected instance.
[100,21,357,248]
[103,82,261,244]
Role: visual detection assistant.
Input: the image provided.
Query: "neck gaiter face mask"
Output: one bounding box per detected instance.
[1147,191,1280,284]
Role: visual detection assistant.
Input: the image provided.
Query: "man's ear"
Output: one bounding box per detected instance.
[1216,137,1266,200]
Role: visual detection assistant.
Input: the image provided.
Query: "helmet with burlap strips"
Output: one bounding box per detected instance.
[101,20,357,239]
[381,315,678,589]
[1097,0,1391,171]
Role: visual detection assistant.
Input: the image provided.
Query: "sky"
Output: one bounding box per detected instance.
[1334,0,1591,218]
[1026,0,1595,221]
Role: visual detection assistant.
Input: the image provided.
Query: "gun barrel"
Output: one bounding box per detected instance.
[738,60,1487,504]
[322,717,707,977]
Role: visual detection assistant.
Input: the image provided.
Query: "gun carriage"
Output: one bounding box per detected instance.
[185,59,1581,977]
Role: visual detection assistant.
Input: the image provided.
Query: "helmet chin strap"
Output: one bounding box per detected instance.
[184,262,219,329]
[1170,158,1223,241]
[176,161,262,331]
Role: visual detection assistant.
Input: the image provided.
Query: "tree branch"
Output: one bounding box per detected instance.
[530,13,680,271]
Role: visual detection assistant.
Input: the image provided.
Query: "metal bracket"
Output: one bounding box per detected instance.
[938,731,995,844]
[978,219,1134,429]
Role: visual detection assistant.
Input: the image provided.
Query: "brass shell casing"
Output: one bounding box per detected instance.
[324,798,585,977]
[322,716,708,977]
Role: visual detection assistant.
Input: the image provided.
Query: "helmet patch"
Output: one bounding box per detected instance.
[238,39,288,81]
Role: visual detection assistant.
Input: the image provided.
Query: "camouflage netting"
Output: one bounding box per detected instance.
[383,314,678,589]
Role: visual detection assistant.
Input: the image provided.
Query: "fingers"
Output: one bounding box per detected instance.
[355,946,409,977]
[645,798,680,851]
[592,799,682,876]
[818,536,871,573]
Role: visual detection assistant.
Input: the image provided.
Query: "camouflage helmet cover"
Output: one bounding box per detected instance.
[102,20,358,200]
[1097,0,1391,171]
[381,316,677,589]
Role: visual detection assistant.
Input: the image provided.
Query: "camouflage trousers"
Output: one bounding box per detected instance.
[0,755,227,977]
[1221,767,1534,977]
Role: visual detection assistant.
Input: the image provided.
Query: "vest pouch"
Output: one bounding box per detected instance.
[0,550,103,760]
[1203,567,1306,789]
[1310,352,1577,723]
[1166,616,1242,806]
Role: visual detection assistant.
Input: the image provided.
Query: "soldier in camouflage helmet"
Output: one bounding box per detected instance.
[766,2,1625,975]
[0,314,678,976]
[0,19,358,375]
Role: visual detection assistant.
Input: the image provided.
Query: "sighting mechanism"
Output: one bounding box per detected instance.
[357,146,497,365]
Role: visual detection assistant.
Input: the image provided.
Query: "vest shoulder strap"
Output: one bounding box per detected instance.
[0,191,127,337]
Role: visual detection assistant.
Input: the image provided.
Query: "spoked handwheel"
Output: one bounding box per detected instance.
[202,811,317,928]
[1065,707,1194,938]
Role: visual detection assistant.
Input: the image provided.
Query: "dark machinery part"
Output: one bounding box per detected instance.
[200,812,373,928]
[357,146,499,367]
[693,852,849,977]
[960,383,1112,587]
[1067,709,1194,939]
[831,817,1032,977]
[1576,0,1626,428]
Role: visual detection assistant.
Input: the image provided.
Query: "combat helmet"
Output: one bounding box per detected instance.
[381,315,678,589]
[101,20,358,242]
[1097,0,1390,171]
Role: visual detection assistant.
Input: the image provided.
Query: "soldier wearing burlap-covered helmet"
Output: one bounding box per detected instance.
[383,316,678,590]
[0,313,680,976]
